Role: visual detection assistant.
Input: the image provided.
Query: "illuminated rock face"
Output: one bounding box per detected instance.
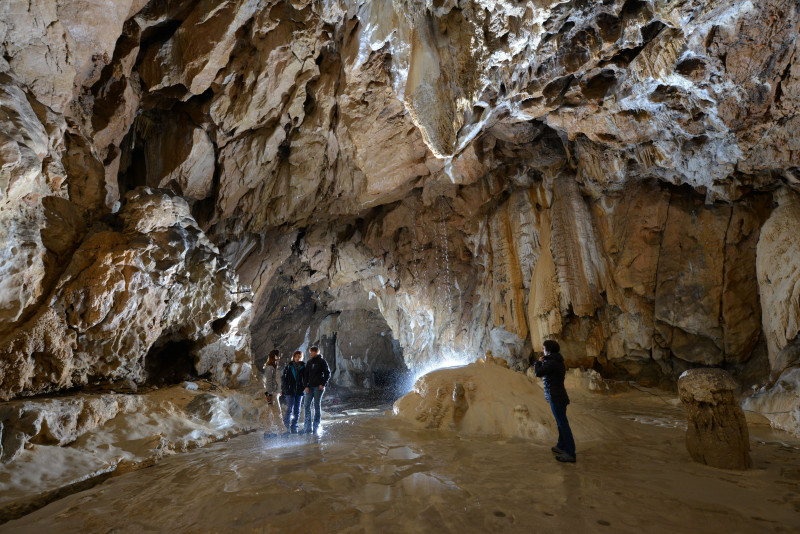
[393,361,556,440]
[0,0,799,399]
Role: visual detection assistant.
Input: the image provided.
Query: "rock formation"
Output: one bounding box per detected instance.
[0,381,279,522]
[678,368,751,470]
[0,0,798,436]
[0,189,251,400]
[393,360,555,439]
[0,393,145,464]
[742,367,800,437]
[393,358,612,444]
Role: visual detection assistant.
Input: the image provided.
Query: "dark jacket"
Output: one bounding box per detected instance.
[281,361,306,397]
[533,352,570,405]
[304,355,331,389]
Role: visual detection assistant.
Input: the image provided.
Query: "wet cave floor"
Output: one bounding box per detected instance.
[1,391,799,534]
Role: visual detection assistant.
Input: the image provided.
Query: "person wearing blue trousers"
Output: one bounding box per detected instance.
[302,346,330,435]
[534,339,577,463]
[281,350,306,433]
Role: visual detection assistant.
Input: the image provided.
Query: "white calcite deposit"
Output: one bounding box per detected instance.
[743,367,800,437]
[0,382,281,520]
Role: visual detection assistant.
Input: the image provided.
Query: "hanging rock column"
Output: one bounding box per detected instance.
[677,369,751,470]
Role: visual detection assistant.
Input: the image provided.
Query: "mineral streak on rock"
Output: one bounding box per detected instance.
[678,368,752,470]
[0,0,798,423]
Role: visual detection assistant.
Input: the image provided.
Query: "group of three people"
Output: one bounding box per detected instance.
[263,346,331,435]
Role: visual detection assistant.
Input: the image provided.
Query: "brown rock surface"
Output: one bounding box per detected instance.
[678,368,751,470]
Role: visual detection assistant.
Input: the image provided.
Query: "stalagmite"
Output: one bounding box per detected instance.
[678,368,752,470]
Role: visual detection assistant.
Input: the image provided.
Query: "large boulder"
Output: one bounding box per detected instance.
[393,359,611,444]
[394,361,555,440]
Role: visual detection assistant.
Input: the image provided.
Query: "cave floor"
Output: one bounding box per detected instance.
[1,392,799,534]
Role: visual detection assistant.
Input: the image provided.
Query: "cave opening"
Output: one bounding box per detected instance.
[144,340,199,387]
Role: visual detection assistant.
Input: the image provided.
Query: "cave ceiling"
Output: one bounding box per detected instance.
[1,0,799,399]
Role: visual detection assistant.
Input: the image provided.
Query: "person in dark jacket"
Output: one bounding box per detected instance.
[534,339,576,463]
[302,346,331,435]
[281,350,306,434]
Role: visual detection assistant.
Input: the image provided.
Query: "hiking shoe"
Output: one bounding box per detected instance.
[551,446,565,455]
[555,453,576,463]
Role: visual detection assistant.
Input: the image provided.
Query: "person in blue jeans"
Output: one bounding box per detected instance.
[303,346,331,435]
[534,339,576,463]
[281,350,306,434]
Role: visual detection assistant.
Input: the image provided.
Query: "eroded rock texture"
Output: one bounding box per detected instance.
[0,393,144,464]
[678,368,752,470]
[0,0,799,404]
[393,360,556,439]
[0,189,250,400]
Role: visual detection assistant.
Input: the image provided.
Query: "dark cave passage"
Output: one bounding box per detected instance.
[145,340,199,386]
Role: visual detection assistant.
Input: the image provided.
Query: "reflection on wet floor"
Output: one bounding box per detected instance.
[2,393,800,534]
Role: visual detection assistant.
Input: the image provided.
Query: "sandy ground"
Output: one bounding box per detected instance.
[0,388,798,534]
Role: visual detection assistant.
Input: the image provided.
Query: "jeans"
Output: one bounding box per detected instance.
[550,402,576,457]
[283,394,302,432]
[303,387,324,433]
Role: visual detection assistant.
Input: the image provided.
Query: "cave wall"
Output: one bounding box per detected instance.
[1,0,800,399]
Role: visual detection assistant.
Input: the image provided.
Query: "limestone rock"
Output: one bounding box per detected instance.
[1,0,800,398]
[757,189,800,378]
[0,0,146,113]
[0,76,61,336]
[742,367,800,437]
[655,192,731,366]
[137,0,261,95]
[565,368,610,394]
[0,384,276,511]
[0,394,143,463]
[678,369,751,470]
[480,350,508,368]
[117,112,215,201]
[394,363,554,440]
[0,189,251,400]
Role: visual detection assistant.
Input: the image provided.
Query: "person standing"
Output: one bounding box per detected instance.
[303,346,330,435]
[261,349,283,435]
[281,350,306,434]
[534,340,576,463]
[263,349,281,405]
